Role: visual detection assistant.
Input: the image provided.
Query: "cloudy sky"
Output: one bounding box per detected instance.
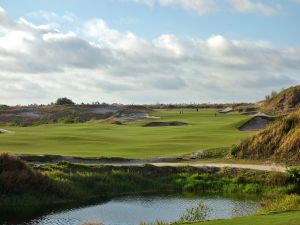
[0,0,300,105]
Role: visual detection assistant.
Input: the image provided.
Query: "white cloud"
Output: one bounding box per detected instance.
[0,6,299,105]
[294,0,300,4]
[127,0,219,14]
[229,0,281,15]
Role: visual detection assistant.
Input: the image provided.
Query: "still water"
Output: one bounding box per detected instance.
[2,194,260,225]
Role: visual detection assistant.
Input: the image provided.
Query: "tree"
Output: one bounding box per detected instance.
[55,97,75,105]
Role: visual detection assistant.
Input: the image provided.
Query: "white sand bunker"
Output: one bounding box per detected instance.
[239,116,274,131]
[0,129,15,134]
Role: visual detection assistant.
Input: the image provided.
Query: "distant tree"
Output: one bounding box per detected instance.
[55,97,75,105]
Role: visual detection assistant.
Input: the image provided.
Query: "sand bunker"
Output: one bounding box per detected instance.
[239,116,274,131]
[19,112,42,117]
[144,121,188,127]
[90,107,118,114]
[0,129,14,134]
[219,107,233,113]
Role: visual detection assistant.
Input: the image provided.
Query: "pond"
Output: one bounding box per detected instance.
[1,194,260,225]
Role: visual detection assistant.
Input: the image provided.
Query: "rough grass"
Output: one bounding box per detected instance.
[235,108,300,163]
[0,109,251,158]
[263,85,300,114]
[261,194,300,212]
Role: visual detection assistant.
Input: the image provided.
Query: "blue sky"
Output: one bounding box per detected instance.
[0,0,300,104]
[1,0,300,46]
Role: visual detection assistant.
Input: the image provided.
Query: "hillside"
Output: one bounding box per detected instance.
[263,85,300,113]
[0,105,149,126]
[235,107,300,163]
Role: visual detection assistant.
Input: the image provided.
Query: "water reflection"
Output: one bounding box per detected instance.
[2,194,260,225]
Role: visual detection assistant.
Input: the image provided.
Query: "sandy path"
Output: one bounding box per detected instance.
[88,161,286,172]
[148,162,287,172]
[27,155,287,172]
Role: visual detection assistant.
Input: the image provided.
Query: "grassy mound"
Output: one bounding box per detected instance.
[235,108,300,163]
[263,85,300,114]
[0,153,52,195]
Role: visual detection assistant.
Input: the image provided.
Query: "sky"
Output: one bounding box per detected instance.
[0,0,300,105]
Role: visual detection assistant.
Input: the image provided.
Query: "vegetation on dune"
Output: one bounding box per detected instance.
[234,108,300,163]
[263,85,300,114]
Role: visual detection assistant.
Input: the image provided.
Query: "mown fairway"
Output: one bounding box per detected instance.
[188,211,300,225]
[0,109,251,158]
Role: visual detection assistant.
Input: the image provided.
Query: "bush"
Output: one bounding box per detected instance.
[0,153,52,195]
[175,201,210,223]
[230,144,238,157]
[287,167,300,184]
[55,97,75,105]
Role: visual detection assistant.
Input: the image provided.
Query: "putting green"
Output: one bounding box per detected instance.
[0,109,251,158]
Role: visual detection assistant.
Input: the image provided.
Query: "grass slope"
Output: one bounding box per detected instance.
[188,211,300,225]
[236,108,300,163]
[0,110,250,158]
[263,85,300,113]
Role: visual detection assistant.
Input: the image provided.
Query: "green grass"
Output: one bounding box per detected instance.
[185,211,300,225]
[0,109,251,158]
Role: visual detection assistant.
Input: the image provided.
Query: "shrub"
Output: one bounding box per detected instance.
[287,167,300,184]
[0,153,52,195]
[230,144,238,157]
[175,201,210,224]
[55,97,75,105]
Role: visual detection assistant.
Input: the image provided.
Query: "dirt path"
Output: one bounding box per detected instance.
[148,162,286,172]
[23,154,287,172]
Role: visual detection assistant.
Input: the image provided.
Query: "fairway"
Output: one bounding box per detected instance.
[0,109,251,158]
[188,211,300,225]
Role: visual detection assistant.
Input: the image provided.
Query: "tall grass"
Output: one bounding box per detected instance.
[235,108,300,163]
[261,194,300,212]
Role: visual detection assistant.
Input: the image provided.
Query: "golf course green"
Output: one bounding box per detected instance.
[0,109,251,158]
